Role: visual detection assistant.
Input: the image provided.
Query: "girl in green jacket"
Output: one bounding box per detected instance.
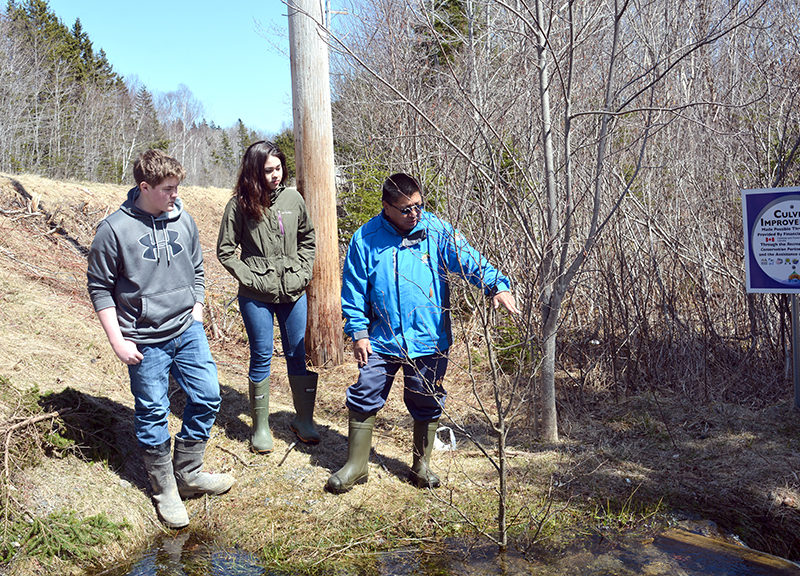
[216,141,319,453]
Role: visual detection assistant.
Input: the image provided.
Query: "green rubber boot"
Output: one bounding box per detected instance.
[289,372,321,444]
[173,438,235,499]
[325,411,375,494]
[409,419,441,489]
[141,439,189,529]
[249,377,273,453]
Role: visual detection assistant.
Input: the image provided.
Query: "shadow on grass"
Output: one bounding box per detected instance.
[185,377,416,486]
[38,387,146,490]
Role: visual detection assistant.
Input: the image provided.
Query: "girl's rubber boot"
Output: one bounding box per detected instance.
[289,372,321,444]
[249,377,273,453]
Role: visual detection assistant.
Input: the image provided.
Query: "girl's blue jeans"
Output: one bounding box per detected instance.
[239,293,308,381]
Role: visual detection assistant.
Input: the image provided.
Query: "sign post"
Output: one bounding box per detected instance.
[794,296,800,409]
[742,187,800,408]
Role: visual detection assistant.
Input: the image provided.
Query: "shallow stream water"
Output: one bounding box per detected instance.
[93,526,800,576]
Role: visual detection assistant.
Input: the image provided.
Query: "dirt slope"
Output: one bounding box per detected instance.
[3,172,800,575]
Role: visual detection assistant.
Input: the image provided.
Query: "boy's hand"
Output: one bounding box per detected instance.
[112,340,143,365]
[191,302,204,323]
[96,307,143,365]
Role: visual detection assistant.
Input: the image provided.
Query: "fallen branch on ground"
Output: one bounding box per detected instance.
[3,410,64,483]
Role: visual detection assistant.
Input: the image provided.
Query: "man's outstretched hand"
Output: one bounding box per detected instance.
[493,291,520,315]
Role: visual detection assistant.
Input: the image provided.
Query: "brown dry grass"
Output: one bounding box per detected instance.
[1,172,800,575]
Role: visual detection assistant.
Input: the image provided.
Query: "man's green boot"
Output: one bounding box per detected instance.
[248,377,273,453]
[325,411,375,494]
[289,372,321,444]
[409,419,441,489]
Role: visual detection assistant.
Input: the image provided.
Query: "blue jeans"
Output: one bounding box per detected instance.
[239,293,308,381]
[345,352,448,421]
[127,321,221,448]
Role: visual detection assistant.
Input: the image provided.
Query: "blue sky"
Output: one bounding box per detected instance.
[46,0,294,136]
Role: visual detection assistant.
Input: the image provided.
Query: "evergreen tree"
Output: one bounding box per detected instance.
[273,128,296,182]
[133,86,167,150]
[419,0,470,66]
[235,118,256,161]
[212,130,236,173]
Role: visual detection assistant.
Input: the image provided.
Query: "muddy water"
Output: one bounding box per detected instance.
[95,528,800,576]
[94,533,265,576]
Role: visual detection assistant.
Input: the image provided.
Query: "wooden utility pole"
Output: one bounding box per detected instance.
[288,0,344,367]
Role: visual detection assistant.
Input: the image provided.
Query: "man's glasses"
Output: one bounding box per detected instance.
[388,201,423,216]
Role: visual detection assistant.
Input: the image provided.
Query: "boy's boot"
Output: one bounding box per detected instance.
[141,439,189,529]
[325,411,375,494]
[409,419,441,489]
[172,437,235,499]
[288,372,321,444]
[248,376,273,453]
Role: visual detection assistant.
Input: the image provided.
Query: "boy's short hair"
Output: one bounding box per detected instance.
[133,149,186,187]
[382,173,421,203]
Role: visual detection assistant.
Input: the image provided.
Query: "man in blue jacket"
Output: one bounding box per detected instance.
[326,173,519,493]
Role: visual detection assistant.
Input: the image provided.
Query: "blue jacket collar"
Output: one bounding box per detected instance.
[380,210,427,245]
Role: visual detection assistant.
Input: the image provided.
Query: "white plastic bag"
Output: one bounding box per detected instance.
[433,426,456,451]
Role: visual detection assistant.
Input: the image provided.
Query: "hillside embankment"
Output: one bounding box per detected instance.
[2,173,800,575]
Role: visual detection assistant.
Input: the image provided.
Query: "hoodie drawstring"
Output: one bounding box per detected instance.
[163,225,171,264]
[149,217,160,263]
[149,217,171,264]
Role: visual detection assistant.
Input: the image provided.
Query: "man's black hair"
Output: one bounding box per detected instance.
[382,173,421,203]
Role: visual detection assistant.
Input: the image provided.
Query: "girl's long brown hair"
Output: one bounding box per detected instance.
[234,140,288,221]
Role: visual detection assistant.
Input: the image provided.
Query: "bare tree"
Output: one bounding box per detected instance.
[158,84,205,171]
[322,0,781,547]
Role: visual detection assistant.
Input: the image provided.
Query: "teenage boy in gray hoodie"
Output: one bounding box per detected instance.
[87,149,234,528]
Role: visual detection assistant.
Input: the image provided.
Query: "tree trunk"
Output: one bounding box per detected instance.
[497,424,508,549]
[535,0,560,444]
[539,305,560,443]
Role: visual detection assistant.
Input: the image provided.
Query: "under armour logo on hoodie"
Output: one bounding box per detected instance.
[138,230,184,261]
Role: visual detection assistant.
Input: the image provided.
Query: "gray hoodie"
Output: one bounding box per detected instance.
[87,186,205,344]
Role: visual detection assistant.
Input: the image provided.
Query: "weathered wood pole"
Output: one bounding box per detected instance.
[288,0,344,367]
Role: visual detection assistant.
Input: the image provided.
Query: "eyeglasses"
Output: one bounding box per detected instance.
[387,201,423,216]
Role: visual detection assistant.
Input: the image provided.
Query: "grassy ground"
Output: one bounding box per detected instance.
[1,173,800,575]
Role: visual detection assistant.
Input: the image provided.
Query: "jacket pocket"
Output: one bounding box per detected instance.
[246,256,280,297]
[277,210,300,259]
[281,261,309,298]
[140,286,195,328]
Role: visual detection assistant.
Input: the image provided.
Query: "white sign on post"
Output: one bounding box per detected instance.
[742,186,800,409]
[742,187,800,293]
